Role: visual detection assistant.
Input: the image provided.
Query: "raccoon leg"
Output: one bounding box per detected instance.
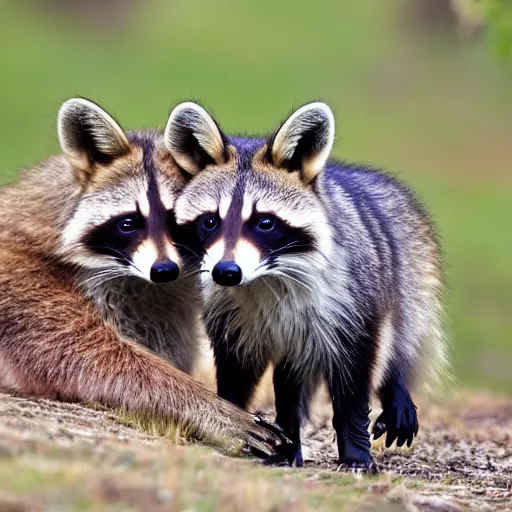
[207,313,269,409]
[265,362,317,467]
[0,262,288,459]
[327,340,376,473]
[328,383,375,472]
[373,372,418,448]
[206,314,268,409]
[214,343,268,410]
[212,344,291,459]
[0,323,283,458]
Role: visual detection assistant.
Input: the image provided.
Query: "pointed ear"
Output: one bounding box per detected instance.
[163,102,229,176]
[58,98,130,179]
[266,102,335,184]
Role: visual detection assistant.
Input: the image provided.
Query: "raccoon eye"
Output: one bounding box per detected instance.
[117,217,139,234]
[202,214,219,232]
[256,215,276,232]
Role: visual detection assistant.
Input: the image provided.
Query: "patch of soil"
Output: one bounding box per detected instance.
[0,390,511,511]
[299,391,512,509]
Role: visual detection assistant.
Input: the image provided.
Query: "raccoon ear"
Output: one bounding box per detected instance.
[266,102,335,184]
[164,102,229,176]
[58,98,131,177]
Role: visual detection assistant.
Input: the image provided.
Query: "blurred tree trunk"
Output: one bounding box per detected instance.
[405,0,458,31]
[26,0,140,30]
[400,0,485,40]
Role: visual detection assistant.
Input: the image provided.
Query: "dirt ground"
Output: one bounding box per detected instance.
[0,386,510,511]
[300,389,512,506]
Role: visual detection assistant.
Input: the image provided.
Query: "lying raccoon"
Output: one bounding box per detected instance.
[169,101,448,471]
[0,98,286,457]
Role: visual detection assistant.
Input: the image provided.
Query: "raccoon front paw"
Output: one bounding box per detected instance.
[372,392,418,448]
[241,415,292,460]
[262,441,303,467]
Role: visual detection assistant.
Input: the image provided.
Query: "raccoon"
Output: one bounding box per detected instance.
[170,101,448,471]
[0,98,287,458]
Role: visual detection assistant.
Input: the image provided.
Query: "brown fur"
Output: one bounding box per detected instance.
[0,246,258,441]
[0,102,281,454]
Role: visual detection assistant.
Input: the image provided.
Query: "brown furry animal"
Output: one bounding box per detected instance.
[0,98,285,457]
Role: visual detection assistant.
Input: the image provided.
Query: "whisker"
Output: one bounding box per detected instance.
[96,244,145,275]
[78,269,123,283]
[83,269,129,283]
[171,242,202,260]
[253,261,270,273]
[91,245,130,262]
[271,270,314,294]
[180,269,209,279]
[277,266,312,280]
[78,269,132,292]
[266,241,312,258]
[261,277,281,303]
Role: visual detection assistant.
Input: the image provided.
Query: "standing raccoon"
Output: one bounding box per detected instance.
[0,98,286,457]
[170,101,448,471]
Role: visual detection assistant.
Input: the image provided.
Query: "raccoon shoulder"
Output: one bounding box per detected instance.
[0,155,80,257]
[317,160,435,226]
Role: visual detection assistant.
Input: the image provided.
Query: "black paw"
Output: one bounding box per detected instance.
[254,415,289,441]
[262,440,303,467]
[372,390,418,448]
[294,447,304,467]
[243,415,293,460]
[337,460,379,475]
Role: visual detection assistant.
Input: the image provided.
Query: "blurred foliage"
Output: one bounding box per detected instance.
[477,0,512,58]
[0,0,511,393]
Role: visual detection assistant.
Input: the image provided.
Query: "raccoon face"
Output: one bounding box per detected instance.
[58,98,196,284]
[172,102,336,288]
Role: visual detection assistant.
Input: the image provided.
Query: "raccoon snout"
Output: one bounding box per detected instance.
[150,261,180,283]
[212,261,242,287]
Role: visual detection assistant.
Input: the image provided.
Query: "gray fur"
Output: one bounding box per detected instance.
[173,102,448,462]
[177,145,447,395]
[79,271,202,373]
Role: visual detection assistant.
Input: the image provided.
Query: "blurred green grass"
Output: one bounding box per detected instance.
[0,0,510,393]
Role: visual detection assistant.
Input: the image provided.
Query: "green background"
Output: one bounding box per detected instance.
[1,0,510,392]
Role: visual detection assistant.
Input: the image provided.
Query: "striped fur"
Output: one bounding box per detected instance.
[172,102,448,469]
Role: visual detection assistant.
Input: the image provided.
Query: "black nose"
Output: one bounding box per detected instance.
[150,261,180,283]
[212,261,242,286]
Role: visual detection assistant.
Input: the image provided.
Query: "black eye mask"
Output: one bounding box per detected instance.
[83,211,145,264]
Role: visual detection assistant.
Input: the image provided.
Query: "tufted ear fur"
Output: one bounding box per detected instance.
[58,98,131,181]
[163,102,229,176]
[266,102,335,184]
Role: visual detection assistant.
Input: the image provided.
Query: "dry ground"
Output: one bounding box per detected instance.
[300,390,512,504]
[0,385,510,512]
